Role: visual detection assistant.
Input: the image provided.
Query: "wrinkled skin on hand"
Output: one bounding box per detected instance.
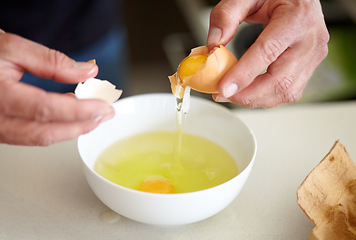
[208,0,329,108]
[0,30,114,146]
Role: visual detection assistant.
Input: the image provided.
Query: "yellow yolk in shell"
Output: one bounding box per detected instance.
[178,55,207,79]
[138,177,175,193]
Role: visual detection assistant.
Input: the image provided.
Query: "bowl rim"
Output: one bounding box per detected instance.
[78,93,257,197]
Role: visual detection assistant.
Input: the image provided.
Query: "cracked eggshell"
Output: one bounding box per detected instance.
[168,45,237,95]
[297,140,356,239]
[75,78,122,103]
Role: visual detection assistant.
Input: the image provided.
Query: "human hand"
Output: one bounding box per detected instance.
[0,30,114,145]
[207,0,329,108]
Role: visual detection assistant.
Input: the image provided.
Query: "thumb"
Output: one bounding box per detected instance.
[1,33,98,83]
[207,0,261,49]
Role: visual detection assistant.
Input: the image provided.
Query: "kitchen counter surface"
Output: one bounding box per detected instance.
[1,100,355,239]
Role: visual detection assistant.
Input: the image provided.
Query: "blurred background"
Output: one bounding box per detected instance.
[123,0,356,106]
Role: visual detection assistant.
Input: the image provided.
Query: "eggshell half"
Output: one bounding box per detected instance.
[169,45,237,95]
[75,78,122,103]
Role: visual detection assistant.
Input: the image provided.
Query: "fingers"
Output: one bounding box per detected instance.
[215,22,329,108]
[211,0,329,108]
[0,33,98,83]
[218,18,305,99]
[207,0,262,49]
[0,79,114,146]
[213,48,303,108]
[0,32,113,146]
[0,80,114,122]
[0,114,103,146]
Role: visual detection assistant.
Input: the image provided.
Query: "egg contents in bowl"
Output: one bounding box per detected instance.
[94,131,240,194]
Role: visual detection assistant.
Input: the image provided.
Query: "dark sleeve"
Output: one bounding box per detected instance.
[0,0,121,53]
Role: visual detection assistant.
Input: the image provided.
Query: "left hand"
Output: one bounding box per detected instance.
[0,31,114,146]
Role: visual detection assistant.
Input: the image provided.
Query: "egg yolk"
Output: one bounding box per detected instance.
[138,177,175,193]
[178,55,207,79]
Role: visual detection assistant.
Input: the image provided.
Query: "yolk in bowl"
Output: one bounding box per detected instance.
[138,177,175,193]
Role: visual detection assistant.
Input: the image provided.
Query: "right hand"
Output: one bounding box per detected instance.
[207,0,329,108]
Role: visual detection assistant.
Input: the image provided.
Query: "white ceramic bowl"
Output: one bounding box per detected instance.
[78,93,257,225]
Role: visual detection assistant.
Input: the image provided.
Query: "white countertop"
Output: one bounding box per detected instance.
[1,100,356,240]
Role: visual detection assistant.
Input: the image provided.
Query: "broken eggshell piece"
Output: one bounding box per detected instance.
[75,78,122,103]
[297,140,356,239]
[168,45,237,97]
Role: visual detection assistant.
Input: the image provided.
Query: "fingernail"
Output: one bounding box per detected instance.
[74,61,96,70]
[74,61,97,76]
[214,96,231,103]
[95,112,114,123]
[95,106,115,123]
[223,83,238,98]
[207,27,222,46]
[95,114,114,123]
